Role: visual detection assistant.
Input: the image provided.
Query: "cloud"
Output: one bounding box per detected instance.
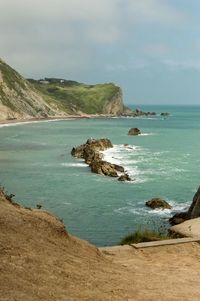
[0,0,188,77]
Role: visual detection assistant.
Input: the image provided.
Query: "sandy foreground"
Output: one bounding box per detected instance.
[1,192,200,301]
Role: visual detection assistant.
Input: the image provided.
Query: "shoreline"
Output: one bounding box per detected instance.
[0,115,99,128]
[0,113,120,128]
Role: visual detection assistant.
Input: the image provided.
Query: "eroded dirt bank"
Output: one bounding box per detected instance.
[1,191,200,301]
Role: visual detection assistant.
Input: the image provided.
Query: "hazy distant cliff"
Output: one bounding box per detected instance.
[0,58,127,120]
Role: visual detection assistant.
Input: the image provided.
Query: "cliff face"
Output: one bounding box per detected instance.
[103,88,124,115]
[0,57,128,120]
[0,59,63,120]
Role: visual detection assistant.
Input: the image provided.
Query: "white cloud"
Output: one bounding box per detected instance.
[0,0,188,76]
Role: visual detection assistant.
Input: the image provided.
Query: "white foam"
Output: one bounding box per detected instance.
[140,133,155,136]
[61,162,87,167]
[114,200,189,219]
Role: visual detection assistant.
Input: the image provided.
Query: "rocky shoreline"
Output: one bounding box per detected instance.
[71,138,131,181]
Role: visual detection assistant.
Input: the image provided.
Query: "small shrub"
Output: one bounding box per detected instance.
[120,229,171,245]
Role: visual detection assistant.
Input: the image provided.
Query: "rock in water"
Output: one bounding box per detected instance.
[90,160,118,177]
[128,128,141,136]
[118,174,131,182]
[146,198,172,210]
[160,112,170,116]
[71,138,126,179]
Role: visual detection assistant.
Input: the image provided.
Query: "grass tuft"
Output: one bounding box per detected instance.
[120,229,171,245]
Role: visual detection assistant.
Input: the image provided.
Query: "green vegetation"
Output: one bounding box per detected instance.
[120,229,172,245]
[29,79,121,114]
[0,57,125,118]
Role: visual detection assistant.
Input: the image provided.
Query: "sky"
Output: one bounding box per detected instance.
[0,0,200,105]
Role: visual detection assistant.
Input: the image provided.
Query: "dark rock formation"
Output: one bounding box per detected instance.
[169,212,188,226]
[161,112,170,116]
[128,128,141,136]
[118,174,131,182]
[169,186,200,225]
[146,198,172,210]
[186,186,200,219]
[90,160,118,177]
[71,138,128,180]
[122,108,156,117]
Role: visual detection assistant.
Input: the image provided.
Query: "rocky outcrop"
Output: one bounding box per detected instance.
[146,198,172,210]
[128,128,141,136]
[169,186,200,225]
[122,108,156,117]
[187,186,200,219]
[169,212,188,226]
[71,138,131,181]
[90,160,118,177]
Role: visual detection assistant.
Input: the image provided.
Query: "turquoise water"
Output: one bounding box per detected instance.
[0,105,200,246]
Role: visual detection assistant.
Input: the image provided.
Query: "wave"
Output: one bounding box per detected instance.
[61,162,87,167]
[114,200,189,219]
[102,143,187,184]
[140,133,155,136]
[102,144,153,183]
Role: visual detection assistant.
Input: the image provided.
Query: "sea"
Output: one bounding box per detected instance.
[0,105,200,246]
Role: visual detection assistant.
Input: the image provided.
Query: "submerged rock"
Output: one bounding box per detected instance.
[146,198,172,210]
[118,174,131,182]
[128,128,141,136]
[161,112,170,116]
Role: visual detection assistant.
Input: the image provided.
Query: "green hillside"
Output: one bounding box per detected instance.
[28,78,123,115]
[0,58,126,120]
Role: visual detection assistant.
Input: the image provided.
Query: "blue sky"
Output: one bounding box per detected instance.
[0,0,200,105]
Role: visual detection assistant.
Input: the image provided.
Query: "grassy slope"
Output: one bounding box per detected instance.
[29,79,121,115]
[0,59,57,117]
[0,59,27,110]
[0,57,124,117]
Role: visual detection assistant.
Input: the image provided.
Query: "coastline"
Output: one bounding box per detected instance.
[0,113,119,128]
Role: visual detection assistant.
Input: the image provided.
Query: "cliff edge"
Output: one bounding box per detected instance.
[1,190,200,300]
[0,58,127,120]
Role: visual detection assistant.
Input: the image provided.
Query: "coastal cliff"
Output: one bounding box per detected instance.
[29,78,125,115]
[0,59,63,120]
[0,58,127,120]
